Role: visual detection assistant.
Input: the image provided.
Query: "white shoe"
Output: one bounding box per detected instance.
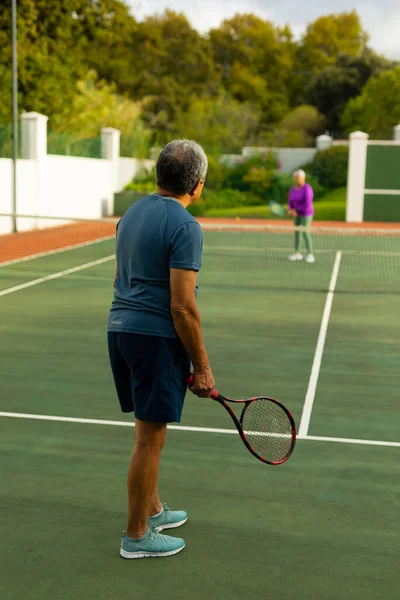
[288,253,303,261]
[306,254,315,263]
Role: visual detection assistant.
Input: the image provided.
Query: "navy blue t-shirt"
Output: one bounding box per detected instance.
[108,194,203,339]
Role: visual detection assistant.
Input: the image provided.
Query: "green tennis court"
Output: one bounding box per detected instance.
[1,225,399,599]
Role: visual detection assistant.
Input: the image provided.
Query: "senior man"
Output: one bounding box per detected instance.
[108,140,215,559]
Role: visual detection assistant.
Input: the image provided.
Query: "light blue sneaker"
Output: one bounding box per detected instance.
[120,525,185,559]
[148,502,188,532]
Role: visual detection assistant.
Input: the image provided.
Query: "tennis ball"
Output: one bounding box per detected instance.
[235,216,240,221]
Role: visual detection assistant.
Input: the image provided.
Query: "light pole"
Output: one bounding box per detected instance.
[11,0,18,233]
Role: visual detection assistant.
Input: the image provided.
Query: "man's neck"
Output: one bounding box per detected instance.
[156,187,191,208]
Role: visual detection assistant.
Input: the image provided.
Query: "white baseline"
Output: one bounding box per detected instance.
[0,411,399,449]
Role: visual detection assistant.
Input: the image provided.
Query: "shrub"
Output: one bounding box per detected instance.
[307,146,349,189]
[124,181,155,193]
[224,153,279,193]
[205,155,229,190]
[187,188,261,217]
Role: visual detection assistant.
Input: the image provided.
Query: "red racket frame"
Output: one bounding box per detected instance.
[187,375,297,465]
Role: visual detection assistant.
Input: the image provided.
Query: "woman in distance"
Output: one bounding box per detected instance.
[288,169,315,263]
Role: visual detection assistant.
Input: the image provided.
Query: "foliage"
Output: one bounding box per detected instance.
[129,10,220,141]
[301,11,368,74]
[341,67,400,139]
[307,146,349,189]
[311,52,395,135]
[204,156,229,190]
[209,14,294,124]
[177,93,260,154]
[204,187,347,221]
[188,188,262,217]
[0,3,395,155]
[124,181,155,193]
[48,71,150,158]
[277,105,325,146]
[224,154,279,193]
[253,128,311,148]
[281,105,325,136]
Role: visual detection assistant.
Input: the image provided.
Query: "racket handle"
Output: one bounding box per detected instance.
[187,374,219,400]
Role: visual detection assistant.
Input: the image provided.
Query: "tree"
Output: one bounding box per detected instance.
[176,92,260,154]
[0,0,138,123]
[128,11,221,141]
[49,71,150,157]
[310,52,395,135]
[0,0,86,122]
[210,14,294,125]
[281,105,325,136]
[76,0,138,93]
[301,11,368,74]
[341,67,400,139]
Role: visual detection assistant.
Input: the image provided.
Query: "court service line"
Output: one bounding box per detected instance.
[0,255,115,297]
[298,251,342,438]
[0,235,114,268]
[1,411,399,449]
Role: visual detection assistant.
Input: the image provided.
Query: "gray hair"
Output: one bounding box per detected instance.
[156,140,208,196]
[293,169,306,179]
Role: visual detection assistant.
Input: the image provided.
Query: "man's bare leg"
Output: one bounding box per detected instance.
[125,419,167,539]
[149,486,163,517]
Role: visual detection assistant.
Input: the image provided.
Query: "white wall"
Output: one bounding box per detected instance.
[43,155,114,221]
[0,159,38,233]
[117,158,154,191]
[0,159,12,234]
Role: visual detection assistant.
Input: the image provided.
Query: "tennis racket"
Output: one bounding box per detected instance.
[269,199,286,217]
[187,375,296,465]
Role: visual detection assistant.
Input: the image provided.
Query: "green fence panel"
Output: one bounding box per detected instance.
[365,146,400,190]
[364,193,400,222]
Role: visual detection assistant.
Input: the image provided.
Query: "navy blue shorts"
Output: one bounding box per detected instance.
[107,332,190,423]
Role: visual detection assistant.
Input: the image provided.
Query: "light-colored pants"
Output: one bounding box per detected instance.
[294,216,313,254]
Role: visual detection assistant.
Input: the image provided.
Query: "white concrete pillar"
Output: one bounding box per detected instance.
[346,131,369,223]
[101,127,120,216]
[20,112,49,228]
[101,127,120,161]
[393,124,400,142]
[316,134,333,151]
[21,112,48,159]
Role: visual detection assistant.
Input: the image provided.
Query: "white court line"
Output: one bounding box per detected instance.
[0,255,115,297]
[298,251,342,437]
[306,435,400,448]
[0,235,114,268]
[0,411,399,448]
[0,412,237,435]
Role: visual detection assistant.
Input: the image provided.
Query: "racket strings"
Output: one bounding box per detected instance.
[241,399,294,463]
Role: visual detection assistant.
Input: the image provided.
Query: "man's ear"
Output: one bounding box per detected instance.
[190,178,204,196]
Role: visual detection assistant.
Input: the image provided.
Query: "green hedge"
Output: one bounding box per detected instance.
[306,146,349,189]
[204,187,347,221]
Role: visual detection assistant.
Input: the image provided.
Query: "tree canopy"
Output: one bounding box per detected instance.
[0,2,397,154]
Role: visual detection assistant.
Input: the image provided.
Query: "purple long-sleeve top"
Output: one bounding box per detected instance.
[288,184,314,217]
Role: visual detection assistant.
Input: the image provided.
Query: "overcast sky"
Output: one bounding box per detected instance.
[129,0,400,59]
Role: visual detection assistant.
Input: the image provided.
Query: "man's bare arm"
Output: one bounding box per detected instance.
[170,268,214,397]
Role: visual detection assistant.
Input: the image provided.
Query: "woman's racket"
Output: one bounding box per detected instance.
[188,376,296,465]
[269,200,286,217]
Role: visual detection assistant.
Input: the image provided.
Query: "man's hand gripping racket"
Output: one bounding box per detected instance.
[188,375,296,465]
